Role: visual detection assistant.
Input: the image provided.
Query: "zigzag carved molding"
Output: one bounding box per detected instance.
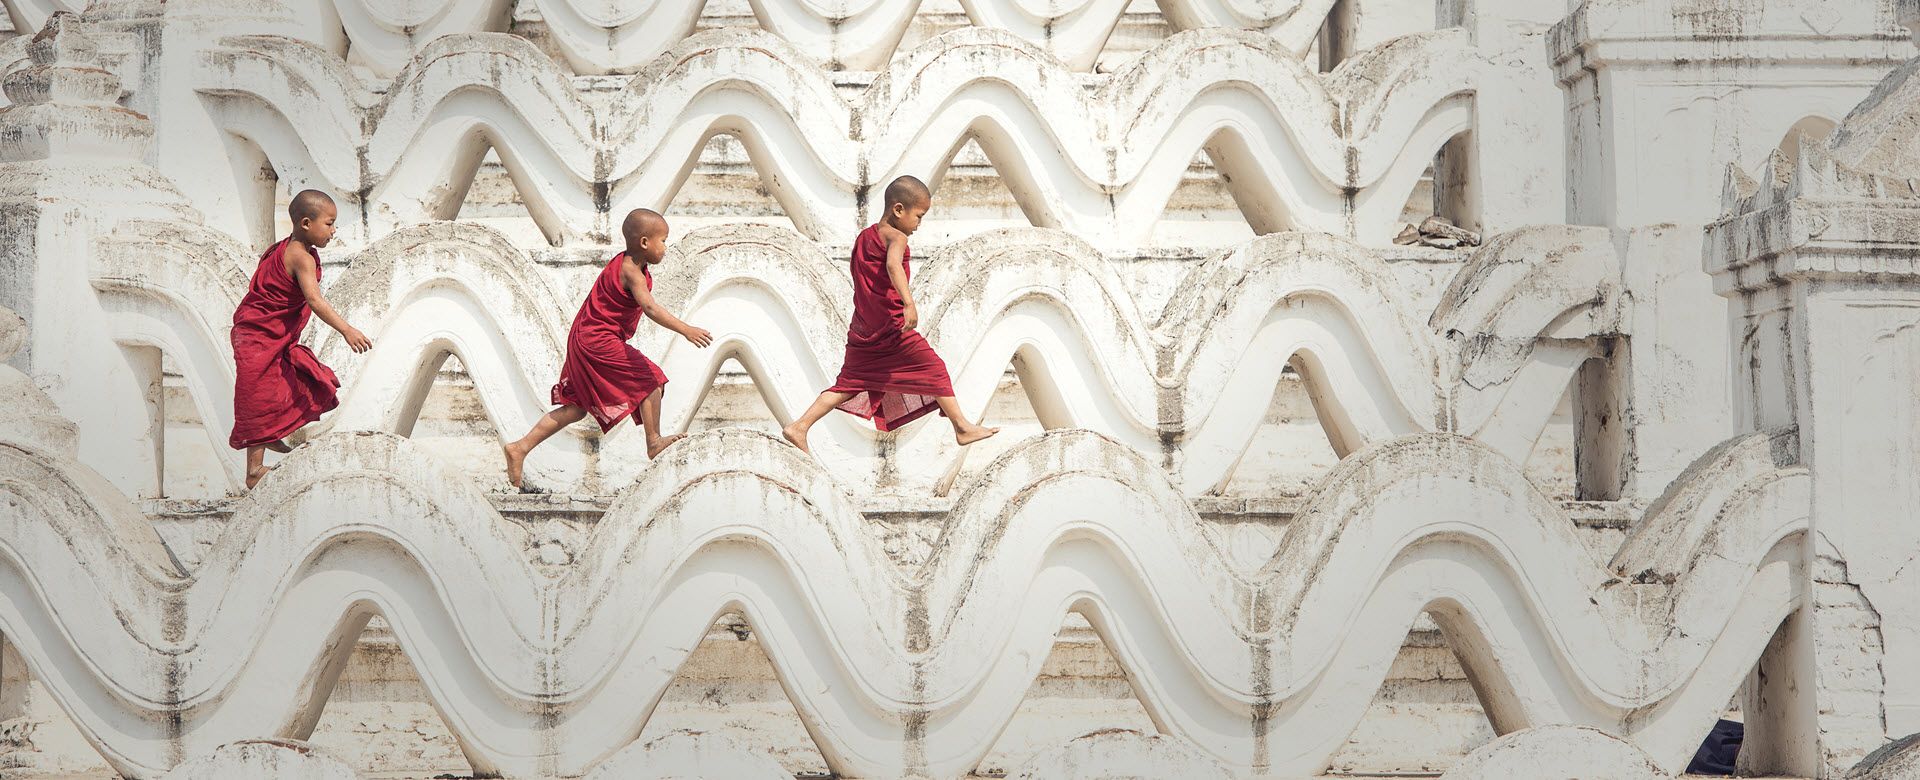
[254,0,1336,75]
[93,219,1617,494]
[193,27,1483,249]
[0,411,1806,778]
[2,0,1335,74]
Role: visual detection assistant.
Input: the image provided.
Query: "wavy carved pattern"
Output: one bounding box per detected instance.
[193,27,1483,249]
[91,219,1614,494]
[0,401,1806,777]
[314,0,1336,75]
[0,6,1836,780]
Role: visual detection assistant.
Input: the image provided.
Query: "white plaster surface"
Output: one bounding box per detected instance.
[0,1,1912,778]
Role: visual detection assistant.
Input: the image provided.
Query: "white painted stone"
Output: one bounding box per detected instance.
[184,24,1522,250]
[0,424,1813,777]
[310,0,1335,76]
[1706,33,1920,774]
[0,304,78,461]
[1848,733,1920,780]
[0,2,1908,779]
[160,739,359,780]
[584,730,789,780]
[1438,725,1667,780]
[1548,0,1909,504]
[1008,729,1231,780]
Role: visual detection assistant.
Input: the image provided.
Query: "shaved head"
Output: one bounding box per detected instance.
[621,208,667,246]
[883,175,930,210]
[289,189,336,223]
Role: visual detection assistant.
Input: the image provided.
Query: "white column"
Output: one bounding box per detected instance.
[1709,149,1920,774]
[1548,0,1909,502]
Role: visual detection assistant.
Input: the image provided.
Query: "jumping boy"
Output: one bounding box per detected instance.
[782,176,998,453]
[503,209,712,488]
[229,190,371,489]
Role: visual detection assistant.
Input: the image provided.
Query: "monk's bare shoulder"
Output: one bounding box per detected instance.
[617,255,647,296]
[281,238,317,276]
[876,223,908,251]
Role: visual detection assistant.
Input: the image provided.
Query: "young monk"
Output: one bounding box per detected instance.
[782,175,998,453]
[229,190,372,489]
[503,209,712,488]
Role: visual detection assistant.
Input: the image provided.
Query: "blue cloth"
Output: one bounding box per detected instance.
[1686,718,1743,775]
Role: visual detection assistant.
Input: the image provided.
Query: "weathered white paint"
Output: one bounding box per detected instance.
[583,730,790,780]
[1438,725,1669,780]
[1709,65,1920,771]
[160,739,359,780]
[0,1,1911,778]
[1008,729,1232,780]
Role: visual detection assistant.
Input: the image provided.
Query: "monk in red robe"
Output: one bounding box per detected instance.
[503,209,712,488]
[230,190,372,489]
[782,176,998,453]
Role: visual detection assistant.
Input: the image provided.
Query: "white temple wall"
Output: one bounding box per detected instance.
[0,0,1914,777]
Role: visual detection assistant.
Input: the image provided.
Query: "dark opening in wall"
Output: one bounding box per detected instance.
[1573,341,1626,502]
[1435,131,1481,233]
[1318,0,1356,72]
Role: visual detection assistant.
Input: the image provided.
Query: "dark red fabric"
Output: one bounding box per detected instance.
[827,224,953,431]
[229,237,340,449]
[552,252,669,432]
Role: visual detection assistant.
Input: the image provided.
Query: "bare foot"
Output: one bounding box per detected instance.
[956,426,1000,447]
[646,433,687,459]
[266,439,293,454]
[503,442,528,488]
[245,465,272,490]
[780,423,810,453]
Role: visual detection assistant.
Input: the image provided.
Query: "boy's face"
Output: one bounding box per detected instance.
[636,223,670,264]
[891,198,929,235]
[300,204,339,248]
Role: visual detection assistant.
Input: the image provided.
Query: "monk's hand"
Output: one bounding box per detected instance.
[683,326,713,348]
[343,327,373,353]
[902,303,918,331]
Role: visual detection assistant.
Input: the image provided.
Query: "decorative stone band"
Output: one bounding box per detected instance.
[1708,38,1920,294]
[1706,196,1920,296]
[1720,129,1920,297]
[192,26,1488,247]
[0,414,1807,778]
[91,219,1620,494]
[1547,0,1914,88]
[243,0,1338,76]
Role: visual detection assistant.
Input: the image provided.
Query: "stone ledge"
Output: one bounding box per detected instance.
[142,494,1641,529]
[1707,197,1920,294]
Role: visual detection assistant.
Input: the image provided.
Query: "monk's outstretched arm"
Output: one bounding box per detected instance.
[625,267,713,348]
[285,242,372,353]
[884,233,917,330]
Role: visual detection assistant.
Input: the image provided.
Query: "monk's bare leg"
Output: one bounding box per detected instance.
[639,387,683,459]
[504,405,587,488]
[265,439,293,454]
[935,396,998,446]
[783,391,855,453]
[244,445,271,490]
